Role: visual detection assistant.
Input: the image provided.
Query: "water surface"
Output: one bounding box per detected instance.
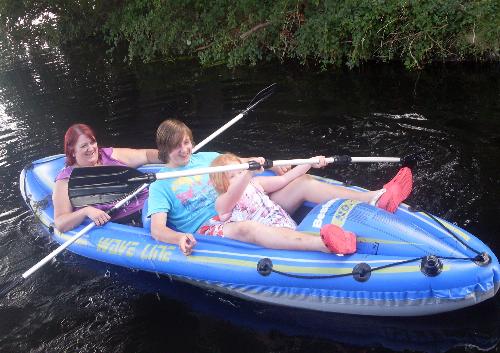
[0,43,499,352]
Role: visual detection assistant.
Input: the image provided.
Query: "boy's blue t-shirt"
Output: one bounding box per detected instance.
[147,152,220,234]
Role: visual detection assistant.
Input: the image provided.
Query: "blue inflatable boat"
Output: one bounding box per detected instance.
[20,154,500,316]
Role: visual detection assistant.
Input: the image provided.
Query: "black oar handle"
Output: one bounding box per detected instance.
[331,155,352,164]
[246,160,277,169]
[248,160,264,170]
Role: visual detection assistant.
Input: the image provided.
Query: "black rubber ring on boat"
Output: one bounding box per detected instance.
[420,255,443,277]
[257,258,273,276]
[474,252,491,267]
[353,263,371,282]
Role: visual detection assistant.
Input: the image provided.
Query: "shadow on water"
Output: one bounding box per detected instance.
[112,265,500,353]
[0,41,499,352]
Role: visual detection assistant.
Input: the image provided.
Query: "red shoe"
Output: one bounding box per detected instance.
[320,224,356,254]
[377,167,413,213]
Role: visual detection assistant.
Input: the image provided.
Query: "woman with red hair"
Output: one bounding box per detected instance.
[52,123,161,232]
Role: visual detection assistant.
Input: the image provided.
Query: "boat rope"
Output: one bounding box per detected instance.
[409,206,483,256]
[257,251,490,280]
[424,211,482,255]
[257,202,493,280]
[258,256,424,280]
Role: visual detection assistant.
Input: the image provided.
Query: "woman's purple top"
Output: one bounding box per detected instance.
[55,147,148,220]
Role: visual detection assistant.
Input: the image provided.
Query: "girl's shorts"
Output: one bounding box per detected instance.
[198,216,225,237]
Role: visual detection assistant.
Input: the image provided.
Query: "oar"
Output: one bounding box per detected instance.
[269,151,424,168]
[68,153,419,208]
[0,83,277,297]
[194,83,276,151]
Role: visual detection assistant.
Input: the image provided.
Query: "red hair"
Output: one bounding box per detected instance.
[210,153,241,193]
[64,124,98,166]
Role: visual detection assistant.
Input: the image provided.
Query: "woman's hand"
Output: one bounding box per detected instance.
[84,206,111,226]
[179,233,197,256]
[311,156,327,168]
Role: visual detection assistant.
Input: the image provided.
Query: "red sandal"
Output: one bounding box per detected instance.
[320,224,357,254]
[377,167,413,213]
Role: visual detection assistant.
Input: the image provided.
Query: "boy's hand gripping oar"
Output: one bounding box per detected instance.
[1,84,277,297]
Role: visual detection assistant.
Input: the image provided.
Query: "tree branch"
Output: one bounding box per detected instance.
[240,21,271,40]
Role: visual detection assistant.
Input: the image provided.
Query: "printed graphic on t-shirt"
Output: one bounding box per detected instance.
[171,174,218,212]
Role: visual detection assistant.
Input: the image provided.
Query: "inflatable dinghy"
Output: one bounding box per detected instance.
[20,154,500,316]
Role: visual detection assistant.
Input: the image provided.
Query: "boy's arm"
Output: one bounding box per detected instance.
[151,212,197,255]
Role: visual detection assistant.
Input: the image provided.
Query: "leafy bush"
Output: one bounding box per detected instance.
[1,0,498,70]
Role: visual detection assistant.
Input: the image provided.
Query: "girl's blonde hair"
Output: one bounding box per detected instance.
[210,153,241,194]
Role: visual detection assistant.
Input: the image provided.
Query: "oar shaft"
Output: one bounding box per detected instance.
[155,163,253,180]
[271,156,401,167]
[193,113,244,152]
[350,157,401,163]
[193,83,276,153]
[154,156,402,181]
[22,222,95,278]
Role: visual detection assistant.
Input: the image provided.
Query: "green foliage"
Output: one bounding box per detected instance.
[1,0,498,70]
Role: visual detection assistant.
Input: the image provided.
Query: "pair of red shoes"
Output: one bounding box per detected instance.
[320,167,413,254]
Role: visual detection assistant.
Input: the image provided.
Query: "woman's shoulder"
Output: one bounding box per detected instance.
[55,166,73,181]
[100,147,113,158]
[101,147,128,166]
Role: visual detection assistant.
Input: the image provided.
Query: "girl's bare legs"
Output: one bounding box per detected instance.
[269,174,381,215]
[224,221,329,253]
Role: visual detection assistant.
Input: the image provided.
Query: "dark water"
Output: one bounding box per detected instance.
[0,42,499,352]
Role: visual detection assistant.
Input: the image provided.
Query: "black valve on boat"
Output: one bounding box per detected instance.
[353,263,372,282]
[420,255,443,277]
[474,252,491,267]
[257,258,273,276]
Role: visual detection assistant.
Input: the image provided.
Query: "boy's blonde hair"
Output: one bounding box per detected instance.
[156,119,194,162]
[210,153,241,194]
